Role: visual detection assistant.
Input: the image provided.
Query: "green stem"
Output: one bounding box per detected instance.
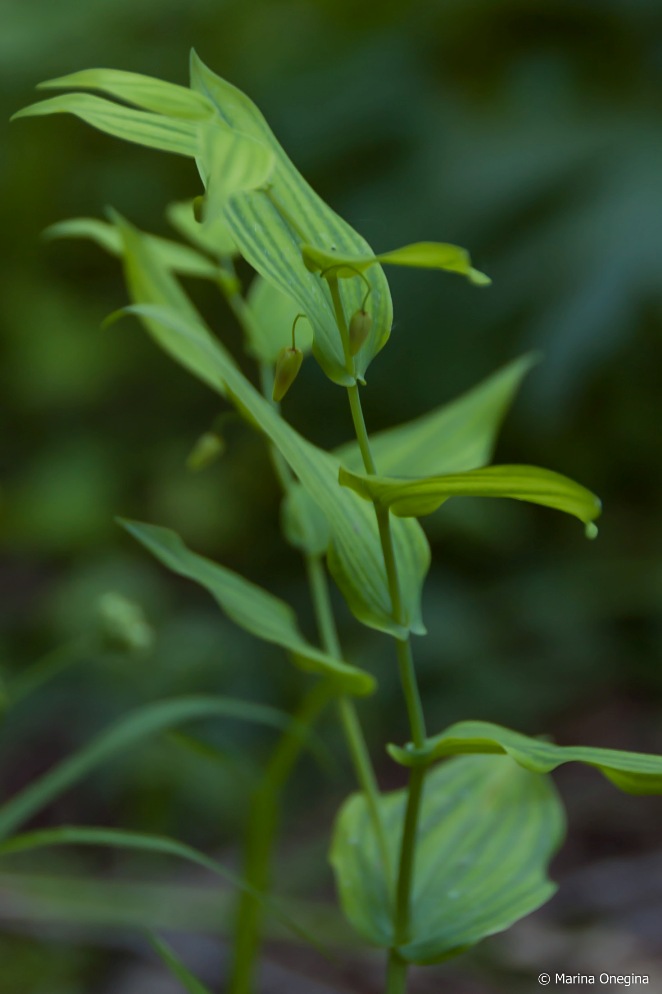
[386,951,409,994]
[306,553,393,895]
[228,679,333,994]
[219,267,390,985]
[329,281,428,991]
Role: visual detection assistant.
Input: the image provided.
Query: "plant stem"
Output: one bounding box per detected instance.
[221,268,392,985]
[328,276,428,991]
[228,680,334,994]
[386,951,409,994]
[306,552,392,891]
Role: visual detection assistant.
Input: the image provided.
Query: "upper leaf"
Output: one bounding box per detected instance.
[388,720,662,795]
[340,463,601,536]
[37,68,215,119]
[12,93,201,157]
[336,354,538,478]
[189,50,393,386]
[121,519,373,696]
[330,754,564,963]
[302,241,491,286]
[45,217,221,280]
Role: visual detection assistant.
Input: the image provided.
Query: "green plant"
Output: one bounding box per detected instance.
[8,55,662,994]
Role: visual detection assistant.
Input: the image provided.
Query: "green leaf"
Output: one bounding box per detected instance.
[301,241,491,286]
[0,696,299,842]
[388,720,662,795]
[38,68,214,119]
[166,199,236,258]
[280,483,331,557]
[45,217,221,280]
[149,933,213,994]
[111,212,234,398]
[121,519,373,696]
[198,125,275,226]
[12,93,201,157]
[121,300,429,639]
[190,50,393,386]
[336,354,538,478]
[0,826,326,953]
[339,463,602,535]
[245,276,313,364]
[330,755,564,963]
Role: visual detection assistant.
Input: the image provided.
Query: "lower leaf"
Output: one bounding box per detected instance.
[330,754,565,964]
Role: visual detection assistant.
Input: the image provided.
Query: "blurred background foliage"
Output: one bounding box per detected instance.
[2,0,662,991]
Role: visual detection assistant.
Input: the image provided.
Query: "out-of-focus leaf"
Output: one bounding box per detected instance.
[281,483,331,557]
[12,93,201,157]
[0,827,326,952]
[330,755,564,963]
[121,300,430,639]
[149,933,212,994]
[190,50,393,386]
[245,277,313,364]
[301,241,490,286]
[45,217,220,279]
[0,696,299,842]
[388,720,662,795]
[336,354,538,477]
[121,520,373,696]
[38,68,214,119]
[340,463,601,535]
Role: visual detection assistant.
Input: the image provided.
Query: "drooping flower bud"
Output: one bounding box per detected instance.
[272,346,303,402]
[348,309,372,356]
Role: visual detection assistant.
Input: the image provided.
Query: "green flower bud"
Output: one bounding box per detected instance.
[272,346,303,402]
[192,195,205,223]
[186,431,225,472]
[97,592,154,654]
[348,308,372,356]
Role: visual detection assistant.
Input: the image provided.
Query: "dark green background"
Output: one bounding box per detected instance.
[2,1,661,991]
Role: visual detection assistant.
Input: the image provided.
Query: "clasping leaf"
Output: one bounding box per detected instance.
[301,241,490,286]
[388,720,662,795]
[340,463,601,536]
[331,755,564,963]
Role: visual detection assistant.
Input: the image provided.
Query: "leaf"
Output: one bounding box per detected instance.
[12,93,201,158]
[121,520,373,696]
[387,720,662,795]
[301,241,491,286]
[45,217,221,280]
[167,199,236,258]
[38,68,214,119]
[245,276,313,364]
[121,300,429,639]
[190,50,393,386]
[330,755,564,963]
[336,354,538,478]
[0,696,300,842]
[280,483,331,557]
[149,933,213,994]
[198,125,275,227]
[339,463,602,535]
[112,212,234,398]
[0,826,326,953]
